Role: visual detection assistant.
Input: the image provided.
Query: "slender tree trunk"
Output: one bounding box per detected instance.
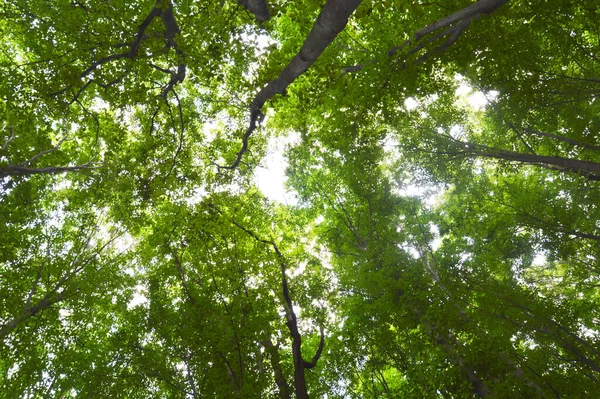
[213,205,326,398]
[263,339,291,399]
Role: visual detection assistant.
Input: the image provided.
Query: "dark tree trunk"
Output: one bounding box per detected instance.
[239,0,270,21]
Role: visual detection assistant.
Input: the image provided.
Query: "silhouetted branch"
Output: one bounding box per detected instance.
[209,204,327,398]
[239,0,270,21]
[53,0,186,101]
[344,0,508,74]
[219,0,362,170]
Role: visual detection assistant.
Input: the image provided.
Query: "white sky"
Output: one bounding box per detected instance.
[253,131,300,205]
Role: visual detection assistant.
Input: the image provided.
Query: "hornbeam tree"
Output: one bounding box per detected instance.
[1,0,599,397]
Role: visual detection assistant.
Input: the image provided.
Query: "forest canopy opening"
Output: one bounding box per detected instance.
[1,0,599,397]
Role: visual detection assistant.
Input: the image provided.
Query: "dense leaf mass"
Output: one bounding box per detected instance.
[1,0,599,397]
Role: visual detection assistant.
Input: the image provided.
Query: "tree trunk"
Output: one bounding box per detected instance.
[250,0,362,113]
[239,0,270,21]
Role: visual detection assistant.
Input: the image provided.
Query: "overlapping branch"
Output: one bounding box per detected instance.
[422,136,600,181]
[0,229,116,338]
[389,0,508,58]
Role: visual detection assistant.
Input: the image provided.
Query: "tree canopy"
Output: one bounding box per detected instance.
[1,0,600,397]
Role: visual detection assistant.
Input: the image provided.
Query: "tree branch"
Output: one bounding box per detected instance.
[262,339,291,399]
[2,126,14,152]
[209,204,326,398]
[219,0,363,169]
[0,161,102,178]
[412,0,507,43]
[302,325,325,369]
[20,134,69,167]
[24,262,45,311]
[345,0,508,74]
[523,127,600,152]
[238,0,270,22]
[167,244,198,306]
[0,286,79,339]
[55,0,186,101]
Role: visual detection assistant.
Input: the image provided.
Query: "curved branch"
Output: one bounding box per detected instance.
[210,204,326,398]
[413,0,508,42]
[2,126,14,152]
[220,0,363,169]
[0,288,77,339]
[55,0,186,100]
[20,134,69,166]
[262,339,291,399]
[80,6,161,79]
[302,325,325,369]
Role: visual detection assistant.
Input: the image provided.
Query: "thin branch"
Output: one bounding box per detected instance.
[523,127,600,152]
[0,286,79,338]
[262,339,291,399]
[24,262,45,311]
[54,0,186,101]
[345,0,508,75]
[215,109,264,170]
[209,203,325,398]
[79,6,161,80]
[164,88,185,181]
[167,244,198,306]
[413,0,507,42]
[184,357,199,399]
[217,351,241,392]
[465,72,536,154]
[20,134,70,167]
